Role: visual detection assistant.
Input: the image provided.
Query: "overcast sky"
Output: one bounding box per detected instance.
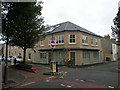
[41,0,119,37]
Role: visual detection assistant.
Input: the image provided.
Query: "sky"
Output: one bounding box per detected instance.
[41,0,120,37]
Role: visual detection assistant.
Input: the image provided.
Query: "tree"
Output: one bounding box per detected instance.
[2,2,45,63]
[111,7,120,44]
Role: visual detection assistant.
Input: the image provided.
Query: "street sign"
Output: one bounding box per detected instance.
[50,40,56,48]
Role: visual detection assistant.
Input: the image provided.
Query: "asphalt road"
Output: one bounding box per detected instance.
[19,61,119,88]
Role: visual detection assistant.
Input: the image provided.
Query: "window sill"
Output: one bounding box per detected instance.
[40,45,44,46]
[82,43,88,46]
[56,43,64,45]
[91,44,94,46]
[69,43,76,44]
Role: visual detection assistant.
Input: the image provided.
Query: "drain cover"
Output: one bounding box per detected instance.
[8,80,16,84]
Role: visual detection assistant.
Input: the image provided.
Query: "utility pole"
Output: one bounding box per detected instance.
[3,37,8,84]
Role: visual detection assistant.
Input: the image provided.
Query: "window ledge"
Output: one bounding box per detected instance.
[40,45,44,46]
[82,43,88,46]
[91,44,94,46]
[56,43,64,45]
[69,43,76,44]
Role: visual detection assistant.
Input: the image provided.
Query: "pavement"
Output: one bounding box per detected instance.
[2,62,52,89]
[1,61,119,89]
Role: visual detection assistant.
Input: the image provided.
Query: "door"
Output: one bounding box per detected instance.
[33,51,36,63]
[48,52,52,64]
[100,51,103,62]
[93,51,99,63]
[56,51,65,65]
[82,51,90,65]
[40,52,46,64]
[70,52,75,66]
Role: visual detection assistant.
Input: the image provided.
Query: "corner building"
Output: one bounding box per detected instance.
[9,21,103,66]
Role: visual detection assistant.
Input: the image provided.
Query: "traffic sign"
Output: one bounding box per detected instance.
[50,40,56,48]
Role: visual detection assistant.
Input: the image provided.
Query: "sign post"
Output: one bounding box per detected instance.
[50,40,56,72]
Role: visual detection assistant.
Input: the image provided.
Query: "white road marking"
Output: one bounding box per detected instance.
[21,82,35,86]
[108,86,114,88]
[66,85,72,88]
[46,80,50,82]
[60,84,65,87]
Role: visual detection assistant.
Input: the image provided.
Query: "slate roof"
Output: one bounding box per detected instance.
[45,21,102,37]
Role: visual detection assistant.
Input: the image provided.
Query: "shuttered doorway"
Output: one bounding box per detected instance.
[82,51,90,65]
[93,51,99,63]
[40,52,47,64]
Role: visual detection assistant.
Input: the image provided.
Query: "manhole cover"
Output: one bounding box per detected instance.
[8,80,16,84]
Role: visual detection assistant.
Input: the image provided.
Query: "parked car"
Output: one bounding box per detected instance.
[8,56,14,61]
[14,56,23,62]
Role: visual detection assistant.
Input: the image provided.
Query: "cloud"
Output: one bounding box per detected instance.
[41,0,119,37]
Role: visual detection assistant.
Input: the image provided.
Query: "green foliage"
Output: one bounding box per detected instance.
[2,2,45,63]
[112,7,120,38]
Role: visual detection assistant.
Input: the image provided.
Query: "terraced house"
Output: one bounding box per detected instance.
[7,21,103,66]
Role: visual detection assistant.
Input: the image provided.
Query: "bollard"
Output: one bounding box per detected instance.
[56,62,58,72]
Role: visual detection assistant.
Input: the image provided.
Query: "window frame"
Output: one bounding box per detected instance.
[82,35,88,45]
[40,39,44,46]
[69,34,76,44]
[95,39,98,46]
[55,35,64,45]
[91,37,94,46]
[28,53,31,60]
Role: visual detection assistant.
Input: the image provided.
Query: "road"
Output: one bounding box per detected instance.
[18,61,119,88]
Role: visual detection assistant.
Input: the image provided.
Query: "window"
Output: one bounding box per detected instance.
[19,53,21,56]
[55,35,64,44]
[40,52,46,58]
[82,35,88,44]
[69,35,76,44]
[40,40,44,46]
[95,39,98,46]
[48,37,52,45]
[56,36,59,44]
[91,38,94,45]
[28,53,31,59]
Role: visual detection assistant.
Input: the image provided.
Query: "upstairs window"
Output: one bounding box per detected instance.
[96,39,98,46]
[82,35,88,44]
[56,35,64,44]
[48,37,52,45]
[91,38,94,45]
[40,39,44,46]
[69,35,76,44]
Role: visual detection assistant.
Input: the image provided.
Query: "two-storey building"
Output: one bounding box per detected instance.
[8,21,103,66]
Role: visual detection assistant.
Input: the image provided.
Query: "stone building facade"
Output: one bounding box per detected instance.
[5,21,104,66]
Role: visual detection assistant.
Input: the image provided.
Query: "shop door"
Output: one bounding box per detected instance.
[33,51,36,63]
[82,51,90,65]
[70,52,75,66]
[48,52,52,64]
[93,51,99,63]
[56,51,65,65]
[40,52,47,64]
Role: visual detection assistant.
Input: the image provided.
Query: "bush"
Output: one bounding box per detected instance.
[10,63,36,73]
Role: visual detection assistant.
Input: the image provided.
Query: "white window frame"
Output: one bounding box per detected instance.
[82,35,88,45]
[40,52,46,59]
[56,35,64,45]
[28,53,31,60]
[40,39,44,46]
[95,39,98,46]
[48,37,52,45]
[91,38,94,46]
[69,34,76,44]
